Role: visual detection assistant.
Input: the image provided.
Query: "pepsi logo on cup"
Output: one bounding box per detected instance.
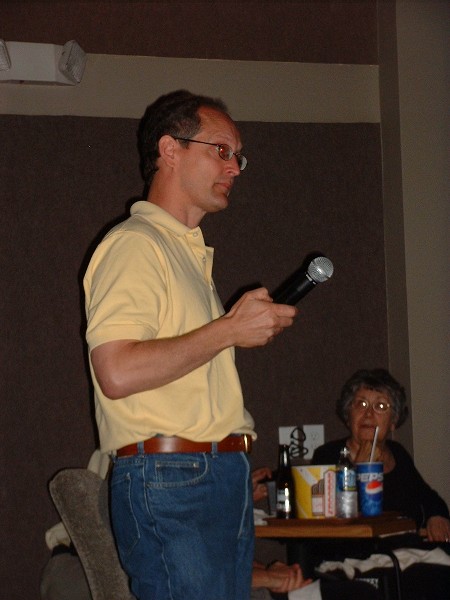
[366,480,383,496]
[357,472,383,483]
[356,463,383,517]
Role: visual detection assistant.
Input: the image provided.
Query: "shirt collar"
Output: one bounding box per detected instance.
[130,200,202,238]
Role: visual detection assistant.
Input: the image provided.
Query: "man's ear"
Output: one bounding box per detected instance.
[158,135,177,169]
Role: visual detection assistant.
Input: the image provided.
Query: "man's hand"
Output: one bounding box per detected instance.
[252,561,312,593]
[252,467,272,502]
[224,287,298,348]
[91,287,297,399]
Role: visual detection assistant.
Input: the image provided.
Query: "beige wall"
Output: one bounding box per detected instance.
[395,0,450,507]
[0,57,379,122]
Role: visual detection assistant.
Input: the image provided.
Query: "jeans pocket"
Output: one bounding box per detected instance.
[152,454,208,488]
[110,470,140,560]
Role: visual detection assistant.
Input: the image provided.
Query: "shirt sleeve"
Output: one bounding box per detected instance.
[85,230,167,349]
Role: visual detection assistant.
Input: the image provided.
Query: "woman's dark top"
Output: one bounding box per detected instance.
[311,438,449,527]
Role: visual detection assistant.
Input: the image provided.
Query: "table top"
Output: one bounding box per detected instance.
[255,512,417,539]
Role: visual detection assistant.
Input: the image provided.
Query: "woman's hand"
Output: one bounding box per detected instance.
[426,515,450,542]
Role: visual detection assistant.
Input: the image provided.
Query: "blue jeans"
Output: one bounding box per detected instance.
[110,446,254,600]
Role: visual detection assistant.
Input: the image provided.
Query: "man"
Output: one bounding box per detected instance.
[84,90,298,600]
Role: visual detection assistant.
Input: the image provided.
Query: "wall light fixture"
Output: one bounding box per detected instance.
[0,40,87,85]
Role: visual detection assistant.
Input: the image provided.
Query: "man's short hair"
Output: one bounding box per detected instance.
[138,90,229,186]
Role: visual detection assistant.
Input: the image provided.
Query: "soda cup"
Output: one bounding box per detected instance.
[356,462,383,516]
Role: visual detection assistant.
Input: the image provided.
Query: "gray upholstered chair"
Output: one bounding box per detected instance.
[46,468,136,600]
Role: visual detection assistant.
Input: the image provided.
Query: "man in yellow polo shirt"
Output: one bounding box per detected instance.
[84,90,298,600]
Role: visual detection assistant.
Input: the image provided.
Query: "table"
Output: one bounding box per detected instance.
[255,513,418,600]
[255,512,417,539]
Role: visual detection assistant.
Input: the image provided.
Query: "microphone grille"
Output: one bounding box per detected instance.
[307,256,334,283]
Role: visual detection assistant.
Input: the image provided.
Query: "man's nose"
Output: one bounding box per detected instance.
[226,156,241,176]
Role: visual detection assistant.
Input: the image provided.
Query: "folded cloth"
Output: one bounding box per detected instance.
[288,580,322,600]
[254,508,270,525]
[316,547,450,580]
[46,521,72,551]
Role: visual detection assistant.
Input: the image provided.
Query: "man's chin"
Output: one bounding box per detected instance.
[209,193,229,212]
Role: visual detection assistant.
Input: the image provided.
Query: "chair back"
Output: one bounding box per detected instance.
[49,468,136,600]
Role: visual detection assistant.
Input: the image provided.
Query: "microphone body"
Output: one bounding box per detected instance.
[274,273,316,305]
[273,256,334,306]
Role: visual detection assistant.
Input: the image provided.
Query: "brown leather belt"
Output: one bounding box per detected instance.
[116,434,252,457]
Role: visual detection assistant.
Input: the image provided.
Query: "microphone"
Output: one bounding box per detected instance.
[272,256,334,305]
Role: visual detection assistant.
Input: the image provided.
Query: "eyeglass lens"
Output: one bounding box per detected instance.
[173,137,247,170]
[217,144,247,170]
[353,399,390,413]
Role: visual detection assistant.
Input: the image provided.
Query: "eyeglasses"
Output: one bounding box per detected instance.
[352,398,391,414]
[173,137,247,171]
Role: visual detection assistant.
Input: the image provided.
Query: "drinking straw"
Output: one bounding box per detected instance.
[369,426,379,463]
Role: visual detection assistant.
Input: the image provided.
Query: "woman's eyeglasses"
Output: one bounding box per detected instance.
[352,398,391,414]
[173,137,247,171]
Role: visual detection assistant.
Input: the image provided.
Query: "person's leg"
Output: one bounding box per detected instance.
[110,450,253,600]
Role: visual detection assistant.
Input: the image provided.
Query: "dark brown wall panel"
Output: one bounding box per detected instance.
[1,114,384,596]
[2,1,378,64]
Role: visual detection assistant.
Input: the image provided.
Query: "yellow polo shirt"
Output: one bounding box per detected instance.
[84,201,255,452]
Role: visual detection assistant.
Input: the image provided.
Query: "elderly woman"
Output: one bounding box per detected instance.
[312,368,450,542]
[303,369,450,600]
